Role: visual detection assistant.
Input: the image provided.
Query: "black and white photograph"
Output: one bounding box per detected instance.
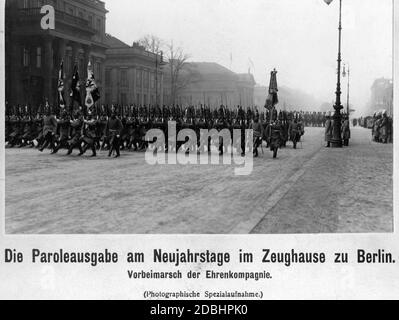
[3,0,394,236]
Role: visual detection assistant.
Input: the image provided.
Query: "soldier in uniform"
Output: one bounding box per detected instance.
[67,110,84,155]
[33,109,44,149]
[80,111,98,157]
[39,107,58,153]
[106,108,124,158]
[7,107,22,148]
[52,110,71,154]
[341,115,351,146]
[98,109,109,151]
[288,117,301,149]
[325,114,333,148]
[250,116,263,158]
[269,119,284,159]
[379,111,389,144]
[5,108,10,144]
[20,107,35,148]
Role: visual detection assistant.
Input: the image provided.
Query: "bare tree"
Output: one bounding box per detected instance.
[137,36,195,105]
[166,41,191,105]
[137,34,164,55]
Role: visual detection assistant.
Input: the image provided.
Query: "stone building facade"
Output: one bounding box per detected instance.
[369,78,393,116]
[103,40,164,106]
[163,62,255,109]
[5,0,108,108]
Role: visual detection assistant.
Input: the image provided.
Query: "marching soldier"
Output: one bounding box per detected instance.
[67,110,84,155]
[288,118,301,149]
[5,110,10,144]
[7,108,22,148]
[98,110,109,151]
[80,111,98,157]
[106,108,124,158]
[20,108,35,148]
[250,116,263,158]
[39,107,58,153]
[33,110,44,148]
[269,119,284,159]
[52,110,71,154]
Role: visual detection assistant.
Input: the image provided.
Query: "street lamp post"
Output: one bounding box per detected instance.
[345,64,350,121]
[331,0,344,148]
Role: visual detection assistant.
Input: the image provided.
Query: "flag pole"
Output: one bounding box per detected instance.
[331,0,343,148]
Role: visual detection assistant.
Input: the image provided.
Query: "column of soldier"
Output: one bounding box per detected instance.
[353,111,393,144]
[4,104,325,158]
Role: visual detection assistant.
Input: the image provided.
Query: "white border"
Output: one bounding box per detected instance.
[0,0,397,300]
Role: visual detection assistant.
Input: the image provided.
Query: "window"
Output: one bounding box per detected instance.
[120,70,128,87]
[22,47,29,67]
[96,18,101,31]
[105,69,111,86]
[36,47,42,68]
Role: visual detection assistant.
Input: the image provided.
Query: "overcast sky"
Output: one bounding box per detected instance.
[106,0,393,112]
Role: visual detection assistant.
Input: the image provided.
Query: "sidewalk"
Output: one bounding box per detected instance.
[252,127,393,234]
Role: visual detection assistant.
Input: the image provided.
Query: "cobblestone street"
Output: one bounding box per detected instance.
[5,127,393,234]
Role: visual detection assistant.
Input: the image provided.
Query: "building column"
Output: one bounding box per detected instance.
[148,70,151,106]
[9,41,21,105]
[71,42,80,66]
[83,45,91,79]
[160,72,164,107]
[58,38,66,65]
[44,37,54,106]
[128,67,135,104]
[140,68,144,105]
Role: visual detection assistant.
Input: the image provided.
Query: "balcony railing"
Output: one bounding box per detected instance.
[18,8,97,35]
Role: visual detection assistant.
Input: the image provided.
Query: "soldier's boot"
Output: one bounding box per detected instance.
[253,148,258,158]
[91,145,97,157]
[51,144,59,154]
[115,148,120,158]
[39,141,49,152]
[79,145,87,156]
[66,145,73,155]
[273,148,278,159]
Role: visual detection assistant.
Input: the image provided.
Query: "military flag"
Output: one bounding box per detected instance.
[57,60,66,110]
[85,61,100,114]
[265,69,279,111]
[70,64,81,106]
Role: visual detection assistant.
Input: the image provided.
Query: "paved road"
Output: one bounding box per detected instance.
[5,127,392,234]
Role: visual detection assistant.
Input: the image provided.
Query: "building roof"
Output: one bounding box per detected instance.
[188,62,236,76]
[105,34,130,48]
